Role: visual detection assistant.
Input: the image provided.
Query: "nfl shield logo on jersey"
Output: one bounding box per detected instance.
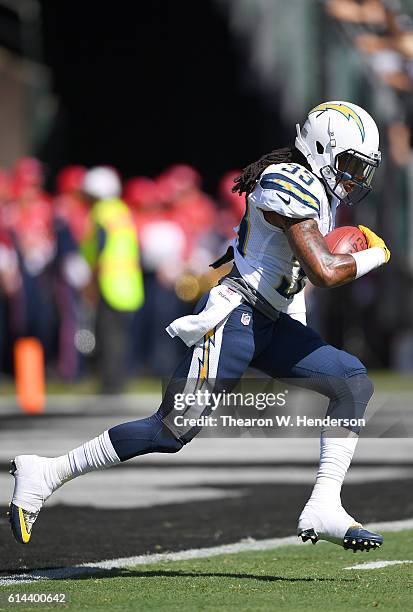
[241,313,251,326]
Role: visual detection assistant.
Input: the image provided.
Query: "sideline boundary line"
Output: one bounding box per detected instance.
[1,517,413,587]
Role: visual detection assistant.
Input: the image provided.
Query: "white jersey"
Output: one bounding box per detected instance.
[233,162,337,315]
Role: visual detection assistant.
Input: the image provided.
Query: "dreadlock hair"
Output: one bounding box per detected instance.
[232,146,311,196]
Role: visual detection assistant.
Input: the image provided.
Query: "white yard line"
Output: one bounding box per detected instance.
[0,536,301,586]
[1,517,413,587]
[345,560,413,570]
[363,517,413,532]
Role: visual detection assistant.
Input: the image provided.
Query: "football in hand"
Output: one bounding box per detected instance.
[324,226,368,255]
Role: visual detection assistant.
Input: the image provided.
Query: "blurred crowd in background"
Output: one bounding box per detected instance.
[327,0,413,89]
[319,0,413,372]
[1,0,413,392]
[0,150,412,393]
[326,0,413,163]
[0,158,245,391]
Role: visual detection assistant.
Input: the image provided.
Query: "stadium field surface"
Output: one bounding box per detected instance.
[1,385,412,609]
[0,529,412,611]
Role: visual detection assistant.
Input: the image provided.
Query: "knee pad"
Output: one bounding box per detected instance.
[326,372,374,429]
[347,372,374,406]
[328,372,374,407]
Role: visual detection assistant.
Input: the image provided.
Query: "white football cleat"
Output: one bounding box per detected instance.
[297,500,383,552]
[8,455,55,544]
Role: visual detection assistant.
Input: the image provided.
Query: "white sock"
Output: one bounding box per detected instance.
[44,431,120,492]
[308,431,359,506]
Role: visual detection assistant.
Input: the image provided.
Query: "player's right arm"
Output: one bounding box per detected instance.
[264,211,390,289]
[276,215,357,288]
[255,164,390,289]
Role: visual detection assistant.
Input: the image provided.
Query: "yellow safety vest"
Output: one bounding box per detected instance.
[83,198,144,311]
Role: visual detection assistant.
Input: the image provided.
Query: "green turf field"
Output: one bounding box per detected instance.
[1,530,412,611]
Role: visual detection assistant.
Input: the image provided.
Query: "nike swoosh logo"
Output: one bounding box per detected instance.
[277,193,290,205]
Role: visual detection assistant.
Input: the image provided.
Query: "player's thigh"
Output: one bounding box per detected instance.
[159,302,259,441]
[252,312,366,384]
[252,313,326,378]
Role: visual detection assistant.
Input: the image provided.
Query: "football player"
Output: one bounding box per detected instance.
[9,101,390,552]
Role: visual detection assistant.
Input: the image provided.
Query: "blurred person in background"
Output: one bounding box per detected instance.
[158,164,216,255]
[4,157,56,365]
[124,174,188,376]
[123,176,164,231]
[82,166,144,393]
[54,165,90,243]
[0,170,20,374]
[158,164,222,304]
[1,158,90,379]
[53,165,92,379]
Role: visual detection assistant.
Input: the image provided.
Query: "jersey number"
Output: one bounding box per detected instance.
[280,164,314,187]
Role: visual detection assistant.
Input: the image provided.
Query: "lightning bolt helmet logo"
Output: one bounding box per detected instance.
[309,103,366,142]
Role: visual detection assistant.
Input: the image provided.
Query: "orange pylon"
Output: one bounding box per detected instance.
[14,338,45,414]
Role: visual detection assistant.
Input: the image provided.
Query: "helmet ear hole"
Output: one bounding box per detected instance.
[316,141,324,154]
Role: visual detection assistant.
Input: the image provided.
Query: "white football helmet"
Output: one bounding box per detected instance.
[295,101,381,205]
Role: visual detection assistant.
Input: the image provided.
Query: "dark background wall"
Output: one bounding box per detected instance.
[38,0,288,190]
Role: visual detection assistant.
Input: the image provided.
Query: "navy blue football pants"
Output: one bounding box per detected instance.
[109,295,374,460]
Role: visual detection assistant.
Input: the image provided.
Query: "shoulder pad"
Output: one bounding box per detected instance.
[257,163,322,219]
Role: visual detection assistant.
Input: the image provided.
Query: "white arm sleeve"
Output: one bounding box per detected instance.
[350,247,385,279]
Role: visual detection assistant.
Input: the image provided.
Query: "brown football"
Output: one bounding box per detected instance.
[324,226,368,255]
